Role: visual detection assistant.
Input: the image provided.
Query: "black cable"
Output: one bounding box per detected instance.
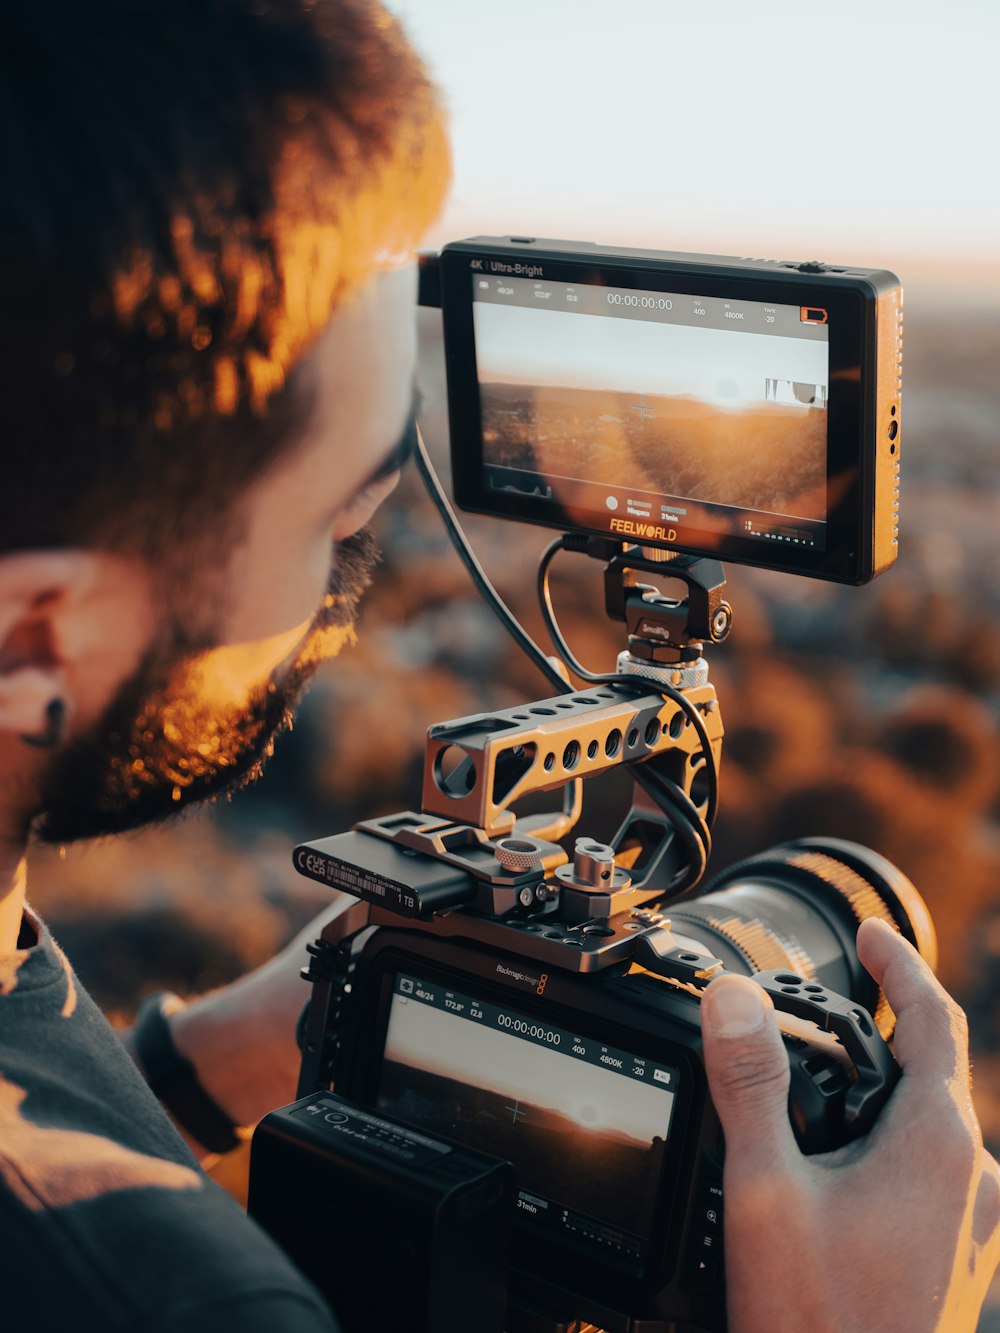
[414,426,582,825]
[636,759,712,860]
[633,766,710,893]
[415,428,569,694]
[537,535,720,827]
[536,537,600,682]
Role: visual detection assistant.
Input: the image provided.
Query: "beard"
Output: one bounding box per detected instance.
[33,528,380,844]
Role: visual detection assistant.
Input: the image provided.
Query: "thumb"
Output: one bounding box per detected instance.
[700,974,799,1170]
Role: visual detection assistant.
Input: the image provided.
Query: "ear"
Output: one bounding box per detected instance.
[0,550,155,743]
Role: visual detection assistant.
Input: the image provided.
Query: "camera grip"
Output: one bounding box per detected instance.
[752,969,901,1137]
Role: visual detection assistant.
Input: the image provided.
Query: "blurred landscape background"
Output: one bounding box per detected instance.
[20,0,1000,1322]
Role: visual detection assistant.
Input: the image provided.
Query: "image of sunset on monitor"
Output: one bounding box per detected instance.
[376,985,677,1240]
[473,292,829,524]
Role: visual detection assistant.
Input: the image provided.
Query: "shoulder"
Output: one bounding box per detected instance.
[0,1151,338,1332]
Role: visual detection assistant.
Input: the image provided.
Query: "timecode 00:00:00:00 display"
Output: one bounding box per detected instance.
[496,1014,562,1044]
[606,293,674,310]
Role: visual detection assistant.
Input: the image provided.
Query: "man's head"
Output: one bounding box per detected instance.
[0,0,450,844]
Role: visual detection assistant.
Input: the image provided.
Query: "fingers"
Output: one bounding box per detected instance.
[700,973,800,1172]
[857,917,970,1088]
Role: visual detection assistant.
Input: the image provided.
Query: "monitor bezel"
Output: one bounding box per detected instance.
[441,244,877,584]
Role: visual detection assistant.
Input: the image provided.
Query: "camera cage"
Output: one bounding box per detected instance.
[292,517,899,1134]
[281,515,906,1333]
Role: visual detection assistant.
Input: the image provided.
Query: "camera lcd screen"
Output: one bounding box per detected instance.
[470,273,830,552]
[375,971,679,1266]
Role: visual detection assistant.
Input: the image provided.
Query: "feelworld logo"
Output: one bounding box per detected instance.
[608,518,678,542]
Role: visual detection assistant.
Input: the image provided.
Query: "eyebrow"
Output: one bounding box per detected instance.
[362,388,422,489]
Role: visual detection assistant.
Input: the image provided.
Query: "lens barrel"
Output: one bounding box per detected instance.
[669,838,936,1038]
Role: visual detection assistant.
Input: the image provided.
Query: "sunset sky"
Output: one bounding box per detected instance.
[475,301,828,402]
[391,0,999,303]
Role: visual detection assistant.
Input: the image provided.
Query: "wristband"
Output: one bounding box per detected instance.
[133,991,241,1155]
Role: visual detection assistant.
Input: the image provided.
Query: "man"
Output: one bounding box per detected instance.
[0,2,997,1331]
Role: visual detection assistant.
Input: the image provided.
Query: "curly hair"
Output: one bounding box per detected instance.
[0,0,449,560]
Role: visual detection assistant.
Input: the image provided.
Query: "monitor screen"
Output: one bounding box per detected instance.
[471,272,830,553]
[376,971,680,1265]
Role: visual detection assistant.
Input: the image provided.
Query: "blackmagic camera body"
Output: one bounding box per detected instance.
[249,240,926,1333]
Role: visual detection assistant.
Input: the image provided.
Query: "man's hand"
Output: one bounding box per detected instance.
[700,917,1000,1333]
[165,892,365,1152]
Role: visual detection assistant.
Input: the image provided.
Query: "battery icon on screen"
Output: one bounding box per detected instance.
[800,306,828,324]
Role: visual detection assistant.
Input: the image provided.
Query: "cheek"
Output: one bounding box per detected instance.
[221,522,334,649]
[190,620,314,709]
[331,472,400,542]
[194,533,332,707]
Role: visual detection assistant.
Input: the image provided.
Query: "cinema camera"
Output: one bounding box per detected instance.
[249,240,929,1333]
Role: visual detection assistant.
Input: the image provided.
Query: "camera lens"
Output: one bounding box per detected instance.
[669,838,937,1038]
